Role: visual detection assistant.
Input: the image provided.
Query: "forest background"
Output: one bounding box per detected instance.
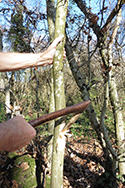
[0,0,125,188]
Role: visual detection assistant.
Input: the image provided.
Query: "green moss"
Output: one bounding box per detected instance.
[45,175,51,188]
[9,154,37,188]
[8,152,17,158]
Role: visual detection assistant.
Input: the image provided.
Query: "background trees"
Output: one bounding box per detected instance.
[0,0,125,187]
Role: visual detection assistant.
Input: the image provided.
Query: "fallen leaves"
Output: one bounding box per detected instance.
[0,135,124,187]
[63,138,105,187]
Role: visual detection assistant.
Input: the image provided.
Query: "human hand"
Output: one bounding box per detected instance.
[36,35,64,66]
[0,116,36,152]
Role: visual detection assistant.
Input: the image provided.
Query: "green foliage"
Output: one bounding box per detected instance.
[25,113,36,123]
[104,109,115,137]
[7,5,32,52]
[67,112,97,139]
[45,176,51,188]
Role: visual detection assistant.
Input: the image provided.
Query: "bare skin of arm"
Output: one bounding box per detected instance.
[0,35,64,152]
[0,35,63,72]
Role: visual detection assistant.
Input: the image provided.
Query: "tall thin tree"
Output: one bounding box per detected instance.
[51,0,69,187]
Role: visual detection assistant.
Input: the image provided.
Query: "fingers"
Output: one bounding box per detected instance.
[51,34,64,48]
[36,35,65,66]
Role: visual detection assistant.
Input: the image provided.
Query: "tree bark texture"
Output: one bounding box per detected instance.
[108,9,125,175]
[51,0,69,187]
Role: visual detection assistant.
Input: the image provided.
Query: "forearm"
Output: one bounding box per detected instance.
[0,52,42,72]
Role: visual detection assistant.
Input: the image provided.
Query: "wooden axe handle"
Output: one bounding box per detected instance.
[29,100,90,128]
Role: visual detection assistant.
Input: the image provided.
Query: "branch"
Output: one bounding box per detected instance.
[73,0,103,38]
[102,0,123,32]
[74,0,123,37]
[100,81,117,159]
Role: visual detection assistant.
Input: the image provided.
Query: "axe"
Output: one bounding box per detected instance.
[29,100,90,128]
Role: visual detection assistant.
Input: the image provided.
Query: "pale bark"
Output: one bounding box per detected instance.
[46,1,56,187]
[108,10,125,175]
[100,80,117,175]
[51,0,69,187]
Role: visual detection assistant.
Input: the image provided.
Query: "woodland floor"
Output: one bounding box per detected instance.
[0,136,125,188]
[63,137,124,188]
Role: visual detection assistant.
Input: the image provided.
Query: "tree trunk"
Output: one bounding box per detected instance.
[46,1,56,187]
[65,40,117,187]
[109,76,125,175]
[51,0,69,187]
[108,10,125,175]
[65,42,107,150]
